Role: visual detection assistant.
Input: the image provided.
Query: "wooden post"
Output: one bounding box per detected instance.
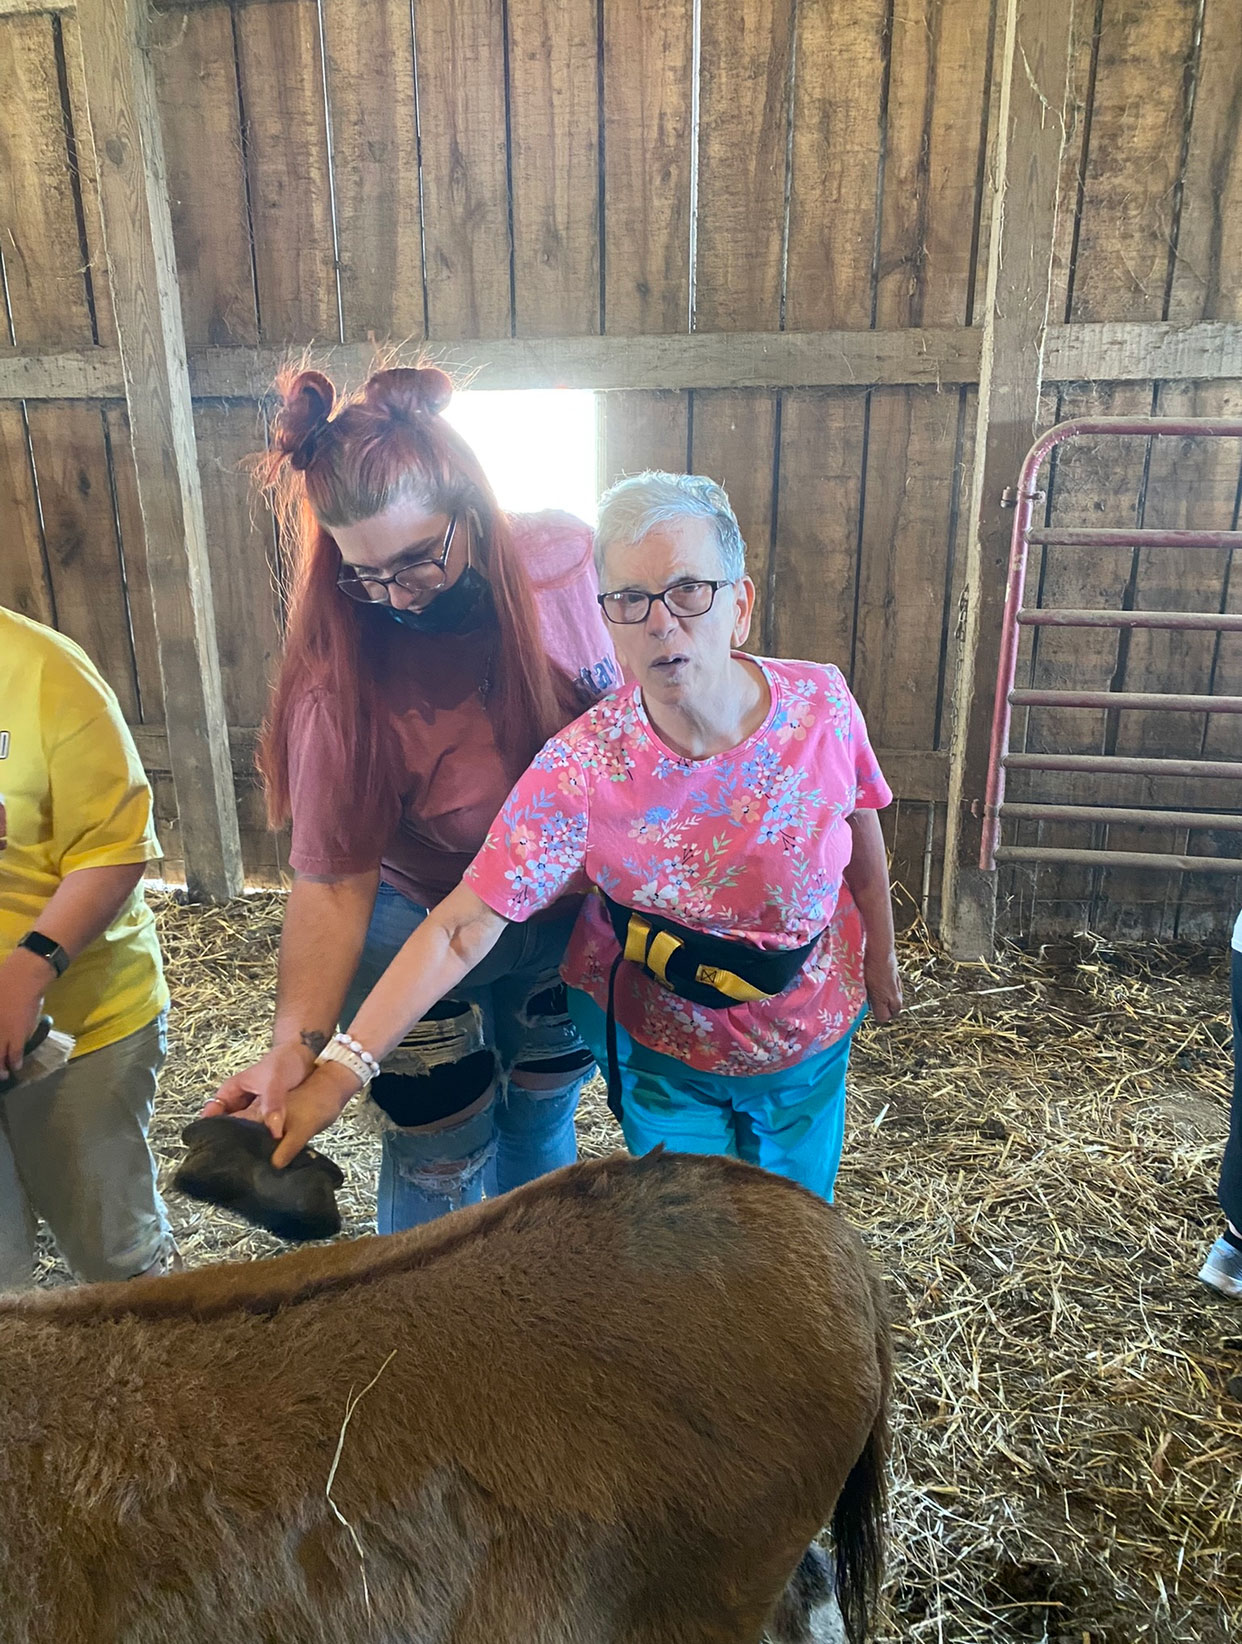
[74,0,243,901]
[940,0,1076,959]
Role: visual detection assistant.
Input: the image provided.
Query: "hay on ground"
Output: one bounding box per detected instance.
[32,892,1242,1642]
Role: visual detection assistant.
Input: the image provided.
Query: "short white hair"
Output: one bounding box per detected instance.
[594,471,746,583]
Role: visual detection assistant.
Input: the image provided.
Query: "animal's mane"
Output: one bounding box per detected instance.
[0,1149,800,1327]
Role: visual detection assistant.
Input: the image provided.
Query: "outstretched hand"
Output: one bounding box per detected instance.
[203,1045,359,1167]
[204,1041,315,1125]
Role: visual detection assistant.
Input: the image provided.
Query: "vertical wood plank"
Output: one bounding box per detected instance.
[769,389,868,670]
[599,391,689,487]
[785,0,888,332]
[149,5,258,347]
[507,0,600,337]
[59,16,117,348]
[0,16,136,733]
[0,15,94,347]
[692,0,787,650]
[102,402,164,724]
[868,0,996,941]
[148,770,182,885]
[321,0,425,343]
[0,405,52,624]
[234,0,339,343]
[1167,0,1242,325]
[936,386,977,748]
[875,0,995,330]
[600,0,692,335]
[969,6,1005,326]
[853,386,960,752]
[694,0,792,333]
[940,0,1075,957]
[76,0,243,900]
[25,401,140,719]
[880,800,932,934]
[413,0,511,339]
[925,799,948,928]
[194,401,283,727]
[689,392,777,648]
[237,779,285,887]
[1067,0,1200,322]
[1046,0,1105,323]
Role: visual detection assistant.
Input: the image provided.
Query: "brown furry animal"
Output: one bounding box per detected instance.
[0,1151,890,1644]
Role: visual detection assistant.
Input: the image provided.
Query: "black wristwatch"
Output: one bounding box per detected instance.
[17,930,70,979]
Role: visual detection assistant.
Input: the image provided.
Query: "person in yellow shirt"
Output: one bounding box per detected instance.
[0,607,175,1286]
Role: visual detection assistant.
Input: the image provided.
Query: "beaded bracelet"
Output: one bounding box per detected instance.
[315,1031,380,1088]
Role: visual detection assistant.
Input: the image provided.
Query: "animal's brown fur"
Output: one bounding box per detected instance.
[0,1151,890,1644]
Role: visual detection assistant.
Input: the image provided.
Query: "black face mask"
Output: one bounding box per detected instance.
[377,565,494,635]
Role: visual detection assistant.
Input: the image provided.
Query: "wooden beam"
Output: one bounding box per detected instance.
[4,321,1242,404]
[128,724,261,782]
[874,749,949,804]
[0,0,73,15]
[0,0,306,11]
[74,0,243,902]
[1044,320,1242,382]
[940,0,1076,961]
[188,328,985,396]
[0,349,124,398]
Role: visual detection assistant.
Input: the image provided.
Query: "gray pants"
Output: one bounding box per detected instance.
[0,1011,173,1288]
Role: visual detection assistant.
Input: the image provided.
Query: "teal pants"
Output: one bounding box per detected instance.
[567,990,861,1201]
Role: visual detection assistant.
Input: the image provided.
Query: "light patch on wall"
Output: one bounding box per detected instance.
[442,389,600,526]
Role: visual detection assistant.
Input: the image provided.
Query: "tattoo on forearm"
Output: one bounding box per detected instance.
[300,1029,328,1056]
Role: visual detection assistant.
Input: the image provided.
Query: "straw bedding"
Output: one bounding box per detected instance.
[30,890,1242,1642]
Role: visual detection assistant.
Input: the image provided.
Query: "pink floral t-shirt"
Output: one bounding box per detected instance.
[465,658,892,1076]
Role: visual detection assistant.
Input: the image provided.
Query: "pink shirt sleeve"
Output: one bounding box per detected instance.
[286,691,400,877]
[846,682,893,812]
[464,735,591,922]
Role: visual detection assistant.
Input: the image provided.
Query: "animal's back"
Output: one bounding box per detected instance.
[0,1152,887,1644]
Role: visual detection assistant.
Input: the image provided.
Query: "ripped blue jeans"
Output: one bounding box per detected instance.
[343,883,593,1232]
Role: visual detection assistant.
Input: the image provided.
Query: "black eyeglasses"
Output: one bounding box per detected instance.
[336,514,458,604]
[597,578,734,626]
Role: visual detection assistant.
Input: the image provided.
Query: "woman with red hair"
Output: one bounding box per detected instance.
[210,365,616,1229]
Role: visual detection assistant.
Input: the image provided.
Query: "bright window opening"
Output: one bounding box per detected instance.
[442,389,600,526]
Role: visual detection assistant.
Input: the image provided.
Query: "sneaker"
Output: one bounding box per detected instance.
[1198,1235,1242,1300]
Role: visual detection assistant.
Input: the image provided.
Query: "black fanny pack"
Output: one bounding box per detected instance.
[599,892,823,1121]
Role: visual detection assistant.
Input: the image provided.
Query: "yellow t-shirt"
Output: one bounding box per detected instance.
[0,610,169,1056]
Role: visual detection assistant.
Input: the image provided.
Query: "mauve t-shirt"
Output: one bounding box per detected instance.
[285,511,617,907]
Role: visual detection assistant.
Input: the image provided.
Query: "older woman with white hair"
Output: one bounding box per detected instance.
[225,471,902,1200]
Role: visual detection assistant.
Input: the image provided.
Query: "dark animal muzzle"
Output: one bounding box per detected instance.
[173,1115,345,1242]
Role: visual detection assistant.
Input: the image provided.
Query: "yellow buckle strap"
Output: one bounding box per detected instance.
[647,930,682,986]
[694,964,770,1004]
[623,911,767,1001]
[624,915,652,966]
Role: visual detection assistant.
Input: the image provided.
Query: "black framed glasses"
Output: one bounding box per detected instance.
[597,578,734,626]
[336,514,458,604]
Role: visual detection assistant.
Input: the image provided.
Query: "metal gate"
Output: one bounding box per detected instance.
[981,417,1242,877]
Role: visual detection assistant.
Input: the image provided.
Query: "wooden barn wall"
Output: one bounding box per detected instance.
[0,0,1239,939]
[1000,0,1242,941]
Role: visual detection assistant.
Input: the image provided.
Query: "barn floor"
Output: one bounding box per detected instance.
[34,891,1242,1643]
